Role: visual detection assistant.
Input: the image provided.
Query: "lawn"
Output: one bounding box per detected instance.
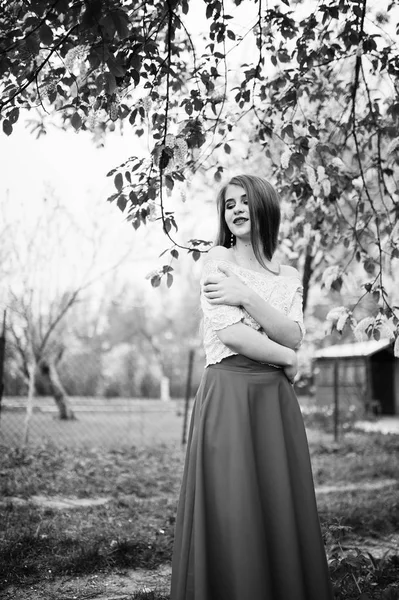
[0,429,399,599]
[0,398,189,448]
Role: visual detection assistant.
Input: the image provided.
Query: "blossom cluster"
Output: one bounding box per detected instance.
[40,79,57,99]
[64,45,90,72]
[306,164,331,197]
[325,306,351,334]
[142,97,152,113]
[157,135,188,173]
[321,265,342,291]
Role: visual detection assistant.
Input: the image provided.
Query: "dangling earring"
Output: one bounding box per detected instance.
[230,233,234,247]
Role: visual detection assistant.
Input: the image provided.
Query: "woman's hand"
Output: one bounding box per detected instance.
[203,265,248,306]
[283,352,298,385]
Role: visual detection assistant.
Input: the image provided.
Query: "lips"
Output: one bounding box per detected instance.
[233,217,248,225]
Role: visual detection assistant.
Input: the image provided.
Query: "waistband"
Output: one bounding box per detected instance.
[207,354,282,374]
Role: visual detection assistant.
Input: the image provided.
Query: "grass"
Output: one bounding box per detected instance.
[0,444,183,498]
[309,432,399,538]
[0,430,399,599]
[0,444,182,588]
[0,403,186,448]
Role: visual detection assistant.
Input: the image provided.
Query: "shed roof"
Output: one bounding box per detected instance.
[314,339,392,359]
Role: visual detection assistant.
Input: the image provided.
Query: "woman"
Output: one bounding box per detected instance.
[170,175,333,600]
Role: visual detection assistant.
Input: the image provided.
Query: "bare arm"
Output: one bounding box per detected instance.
[217,322,296,370]
[241,288,302,350]
[203,253,303,350]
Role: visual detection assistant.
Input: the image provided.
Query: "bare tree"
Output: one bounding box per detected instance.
[2,186,133,425]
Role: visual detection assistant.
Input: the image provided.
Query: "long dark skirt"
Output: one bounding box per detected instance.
[170,355,333,600]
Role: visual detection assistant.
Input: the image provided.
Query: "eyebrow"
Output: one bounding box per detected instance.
[225,194,247,202]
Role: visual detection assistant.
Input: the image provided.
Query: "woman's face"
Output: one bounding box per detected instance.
[224,184,251,241]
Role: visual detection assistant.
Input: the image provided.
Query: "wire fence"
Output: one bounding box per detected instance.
[0,395,195,449]
[0,304,203,449]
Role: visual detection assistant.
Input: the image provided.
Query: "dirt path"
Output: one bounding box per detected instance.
[2,479,398,600]
[2,532,398,600]
[2,477,397,512]
[0,565,171,600]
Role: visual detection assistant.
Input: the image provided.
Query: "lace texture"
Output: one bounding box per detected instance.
[200,259,306,366]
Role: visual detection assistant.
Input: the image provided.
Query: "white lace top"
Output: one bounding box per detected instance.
[200,259,306,366]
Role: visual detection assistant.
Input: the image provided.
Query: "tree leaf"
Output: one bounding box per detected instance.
[129,190,138,204]
[26,34,40,55]
[39,23,53,45]
[107,192,119,203]
[166,273,173,288]
[165,174,174,191]
[2,119,12,136]
[107,56,126,78]
[117,195,127,212]
[151,275,161,287]
[112,10,130,39]
[363,258,375,274]
[71,112,82,130]
[282,123,294,138]
[114,173,123,191]
[104,72,117,95]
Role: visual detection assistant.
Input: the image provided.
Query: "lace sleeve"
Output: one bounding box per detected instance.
[200,259,245,331]
[288,282,306,347]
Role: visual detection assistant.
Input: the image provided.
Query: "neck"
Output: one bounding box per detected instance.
[233,238,279,274]
[234,238,258,263]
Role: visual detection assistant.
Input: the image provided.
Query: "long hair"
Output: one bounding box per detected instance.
[214,174,281,265]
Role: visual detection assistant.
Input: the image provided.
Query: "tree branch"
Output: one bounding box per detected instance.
[0,24,80,112]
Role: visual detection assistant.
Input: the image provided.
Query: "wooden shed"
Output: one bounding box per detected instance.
[314,339,399,415]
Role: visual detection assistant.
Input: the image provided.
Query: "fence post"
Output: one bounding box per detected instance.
[0,310,6,423]
[23,359,36,447]
[333,359,339,442]
[182,348,195,446]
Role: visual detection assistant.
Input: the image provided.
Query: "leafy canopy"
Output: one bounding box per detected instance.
[1,0,399,348]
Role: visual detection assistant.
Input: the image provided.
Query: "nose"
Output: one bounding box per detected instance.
[233,204,244,214]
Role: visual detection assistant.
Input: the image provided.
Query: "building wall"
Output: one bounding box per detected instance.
[314,358,366,410]
[315,355,399,415]
[395,361,399,414]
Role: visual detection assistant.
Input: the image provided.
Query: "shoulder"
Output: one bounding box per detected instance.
[201,246,237,281]
[280,264,301,279]
[205,245,234,263]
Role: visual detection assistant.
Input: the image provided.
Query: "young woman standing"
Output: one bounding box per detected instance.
[170,175,333,600]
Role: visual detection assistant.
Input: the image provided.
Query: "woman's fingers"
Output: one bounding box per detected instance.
[204,275,224,285]
[203,283,219,292]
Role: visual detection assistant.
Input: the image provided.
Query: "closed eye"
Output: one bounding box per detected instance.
[225,194,247,209]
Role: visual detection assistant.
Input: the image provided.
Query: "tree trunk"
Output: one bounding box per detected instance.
[40,360,75,420]
[23,359,36,446]
[302,242,314,315]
